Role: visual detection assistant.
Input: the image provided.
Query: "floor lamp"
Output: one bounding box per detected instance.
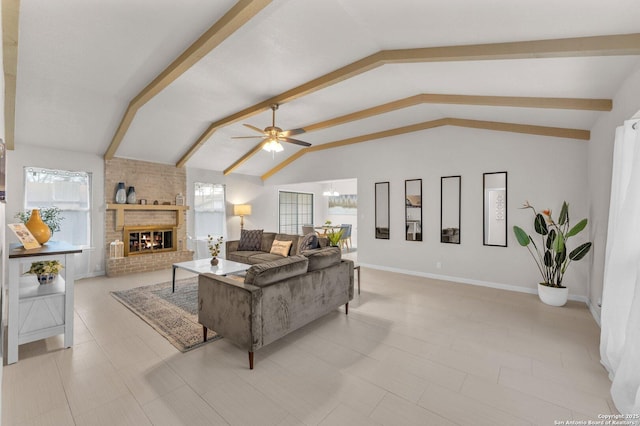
[234,204,252,230]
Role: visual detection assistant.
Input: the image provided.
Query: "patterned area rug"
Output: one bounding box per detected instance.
[111,278,221,352]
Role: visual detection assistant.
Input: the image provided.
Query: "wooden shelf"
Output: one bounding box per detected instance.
[19,276,66,300]
[106,204,189,230]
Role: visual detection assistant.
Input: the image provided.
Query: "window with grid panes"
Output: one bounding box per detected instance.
[23,167,91,246]
[194,182,226,239]
[279,191,313,234]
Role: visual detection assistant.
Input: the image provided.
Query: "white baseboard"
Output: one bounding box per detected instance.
[78,270,105,279]
[357,262,591,304]
[588,300,602,327]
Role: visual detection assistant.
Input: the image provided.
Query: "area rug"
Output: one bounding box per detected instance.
[111,278,221,352]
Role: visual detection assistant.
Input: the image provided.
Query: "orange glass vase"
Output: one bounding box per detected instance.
[26,209,52,244]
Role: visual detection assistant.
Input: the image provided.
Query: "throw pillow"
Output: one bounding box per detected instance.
[270,239,293,257]
[298,232,318,251]
[238,229,263,251]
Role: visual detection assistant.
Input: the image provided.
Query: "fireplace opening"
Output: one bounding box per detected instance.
[124,225,177,256]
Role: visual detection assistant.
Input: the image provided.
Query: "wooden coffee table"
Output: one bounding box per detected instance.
[172,258,251,292]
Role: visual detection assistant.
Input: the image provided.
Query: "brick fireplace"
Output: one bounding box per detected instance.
[105,158,193,276]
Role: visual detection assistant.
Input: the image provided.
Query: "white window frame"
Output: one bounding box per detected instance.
[278,190,314,234]
[23,166,92,247]
[193,182,227,258]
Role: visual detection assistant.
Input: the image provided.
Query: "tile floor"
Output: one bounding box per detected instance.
[2,262,614,425]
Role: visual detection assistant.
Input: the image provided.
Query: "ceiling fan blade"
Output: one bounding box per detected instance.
[280,128,306,137]
[281,137,312,147]
[232,136,265,139]
[243,124,266,134]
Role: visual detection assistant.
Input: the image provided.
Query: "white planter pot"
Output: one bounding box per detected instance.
[537,283,568,307]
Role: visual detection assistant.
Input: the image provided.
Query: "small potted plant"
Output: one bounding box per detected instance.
[24,260,64,285]
[513,201,592,306]
[207,235,224,266]
[326,229,343,248]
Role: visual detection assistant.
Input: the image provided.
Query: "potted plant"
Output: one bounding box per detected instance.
[24,260,64,285]
[513,201,592,306]
[327,229,343,248]
[207,235,224,266]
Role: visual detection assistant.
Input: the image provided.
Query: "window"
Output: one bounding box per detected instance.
[23,167,91,246]
[193,182,226,239]
[279,191,313,234]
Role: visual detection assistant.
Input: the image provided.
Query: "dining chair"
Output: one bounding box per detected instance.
[339,224,352,250]
[301,224,316,236]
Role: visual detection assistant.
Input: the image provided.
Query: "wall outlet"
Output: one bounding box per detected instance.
[436,261,442,269]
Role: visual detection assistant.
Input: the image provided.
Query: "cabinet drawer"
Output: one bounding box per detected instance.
[18,294,65,334]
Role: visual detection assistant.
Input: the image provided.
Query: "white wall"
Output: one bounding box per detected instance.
[587,62,640,320]
[186,167,325,242]
[268,125,590,298]
[4,144,105,277]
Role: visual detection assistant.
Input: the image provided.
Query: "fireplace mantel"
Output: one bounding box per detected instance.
[106,204,189,230]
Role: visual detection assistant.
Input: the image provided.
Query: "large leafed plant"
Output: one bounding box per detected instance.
[513,201,592,288]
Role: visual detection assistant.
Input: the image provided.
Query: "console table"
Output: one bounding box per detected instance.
[7,241,82,364]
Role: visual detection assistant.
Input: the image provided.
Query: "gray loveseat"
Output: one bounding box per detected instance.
[198,247,354,369]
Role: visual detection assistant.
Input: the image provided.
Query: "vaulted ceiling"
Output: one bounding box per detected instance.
[5,0,640,180]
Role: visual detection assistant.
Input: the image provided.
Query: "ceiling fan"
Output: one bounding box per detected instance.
[233,104,311,153]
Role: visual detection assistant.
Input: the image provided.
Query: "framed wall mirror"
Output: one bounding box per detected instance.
[483,171,507,246]
[441,175,461,244]
[405,179,422,241]
[375,181,390,239]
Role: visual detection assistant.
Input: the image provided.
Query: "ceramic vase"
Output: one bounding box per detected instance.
[26,209,52,244]
[115,182,126,204]
[127,186,136,204]
[210,257,219,266]
[537,283,569,307]
[37,273,57,285]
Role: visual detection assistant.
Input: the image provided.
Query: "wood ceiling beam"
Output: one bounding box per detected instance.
[178,52,384,167]
[224,93,610,174]
[302,94,611,133]
[103,0,271,160]
[380,33,640,63]
[2,0,20,150]
[448,118,590,140]
[261,118,590,180]
[210,33,635,173]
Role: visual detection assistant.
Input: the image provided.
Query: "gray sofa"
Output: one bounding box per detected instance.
[198,247,354,369]
[226,231,326,265]
[226,232,302,265]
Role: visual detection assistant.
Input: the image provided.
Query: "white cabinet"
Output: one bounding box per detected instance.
[7,241,82,364]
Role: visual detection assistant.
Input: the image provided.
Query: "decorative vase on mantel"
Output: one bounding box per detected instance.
[115,182,126,204]
[210,257,219,266]
[126,186,136,204]
[25,209,52,245]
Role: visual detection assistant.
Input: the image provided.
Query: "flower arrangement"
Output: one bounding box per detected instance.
[207,235,224,258]
[24,260,64,275]
[513,201,592,288]
[15,206,65,234]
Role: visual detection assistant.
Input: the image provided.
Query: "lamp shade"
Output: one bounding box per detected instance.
[234,204,252,216]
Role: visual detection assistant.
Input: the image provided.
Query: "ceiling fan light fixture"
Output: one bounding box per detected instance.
[263,138,284,153]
